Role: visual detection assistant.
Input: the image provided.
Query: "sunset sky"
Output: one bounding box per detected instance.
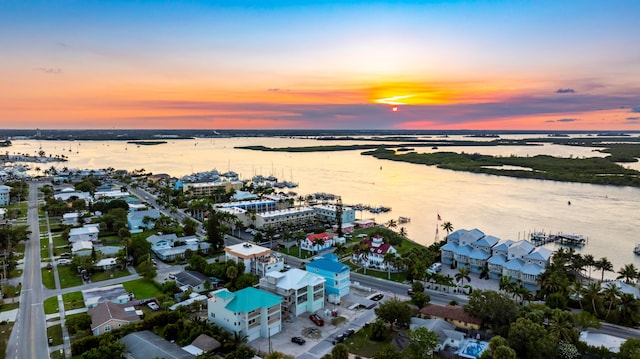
[1,1,639,130]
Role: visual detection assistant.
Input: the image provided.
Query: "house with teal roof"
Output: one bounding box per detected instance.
[207,287,282,341]
[305,254,350,304]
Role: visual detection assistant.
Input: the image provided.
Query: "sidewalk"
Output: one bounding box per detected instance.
[0,308,18,322]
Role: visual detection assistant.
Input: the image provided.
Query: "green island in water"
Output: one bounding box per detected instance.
[237,138,640,188]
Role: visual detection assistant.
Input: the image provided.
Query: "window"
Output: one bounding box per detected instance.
[104,325,111,332]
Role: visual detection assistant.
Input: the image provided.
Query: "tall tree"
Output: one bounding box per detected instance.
[206,208,224,250]
[374,297,412,328]
[616,263,639,284]
[405,327,440,359]
[455,266,471,287]
[595,257,614,281]
[441,221,453,236]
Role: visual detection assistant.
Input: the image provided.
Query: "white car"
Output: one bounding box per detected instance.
[57,259,72,266]
[147,302,160,311]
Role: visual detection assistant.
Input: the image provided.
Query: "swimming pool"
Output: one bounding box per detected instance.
[458,339,489,359]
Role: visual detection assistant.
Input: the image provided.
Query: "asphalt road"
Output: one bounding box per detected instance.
[6,182,49,359]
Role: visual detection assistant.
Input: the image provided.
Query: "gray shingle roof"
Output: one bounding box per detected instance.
[120,330,195,359]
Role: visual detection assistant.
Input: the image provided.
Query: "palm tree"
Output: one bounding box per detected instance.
[384,252,397,280]
[358,242,370,273]
[386,219,397,230]
[312,237,325,255]
[548,308,578,343]
[295,231,306,257]
[616,263,639,284]
[455,266,471,287]
[398,227,408,238]
[499,276,517,297]
[226,265,238,282]
[583,254,596,279]
[602,282,623,319]
[595,257,614,282]
[441,222,453,237]
[581,281,603,316]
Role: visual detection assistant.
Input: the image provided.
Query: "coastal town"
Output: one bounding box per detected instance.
[1,161,640,359]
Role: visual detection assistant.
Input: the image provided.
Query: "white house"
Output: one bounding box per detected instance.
[62,212,80,226]
[207,287,282,342]
[94,258,118,271]
[352,235,398,270]
[0,185,11,206]
[69,225,99,242]
[224,242,283,276]
[259,268,325,319]
[300,232,333,253]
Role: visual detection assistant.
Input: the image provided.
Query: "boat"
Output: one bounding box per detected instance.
[634,244,640,255]
[398,216,411,223]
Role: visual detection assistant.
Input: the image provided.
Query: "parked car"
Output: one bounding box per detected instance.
[369,293,384,301]
[57,259,72,266]
[407,288,415,296]
[309,313,324,326]
[167,273,176,280]
[333,333,345,344]
[147,302,160,311]
[291,337,306,345]
[343,328,355,337]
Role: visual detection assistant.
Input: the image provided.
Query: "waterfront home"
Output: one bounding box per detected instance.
[419,304,482,330]
[88,301,141,335]
[301,232,333,253]
[259,268,325,318]
[121,330,195,359]
[353,235,398,270]
[353,219,375,228]
[224,242,283,276]
[468,235,499,273]
[306,254,350,304]
[207,287,282,342]
[0,185,11,206]
[313,204,356,226]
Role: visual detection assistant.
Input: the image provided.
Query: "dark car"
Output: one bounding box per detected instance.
[370,293,384,301]
[333,334,345,344]
[343,328,355,337]
[291,337,306,345]
[407,288,415,296]
[310,313,325,326]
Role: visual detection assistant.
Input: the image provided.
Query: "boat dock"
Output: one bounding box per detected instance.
[529,232,588,247]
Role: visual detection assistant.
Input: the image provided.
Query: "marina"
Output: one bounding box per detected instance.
[530,232,588,247]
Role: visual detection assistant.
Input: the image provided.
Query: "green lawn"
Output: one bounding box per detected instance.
[62,292,85,311]
[44,296,60,314]
[52,234,69,247]
[0,322,15,356]
[47,323,64,346]
[91,269,130,283]
[58,266,83,289]
[122,278,161,299]
[99,234,122,246]
[343,325,396,358]
[0,302,19,312]
[42,267,56,289]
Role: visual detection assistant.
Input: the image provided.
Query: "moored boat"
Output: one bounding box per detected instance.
[634,244,640,255]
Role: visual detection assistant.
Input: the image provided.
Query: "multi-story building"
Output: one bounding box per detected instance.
[183,181,243,196]
[207,287,282,342]
[300,232,333,253]
[259,268,325,319]
[255,207,316,229]
[0,185,11,206]
[224,242,283,276]
[313,204,356,226]
[352,235,398,270]
[305,254,350,304]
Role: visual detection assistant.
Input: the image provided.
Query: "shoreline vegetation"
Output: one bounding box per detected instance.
[237,139,640,188]
[126,140,167,145]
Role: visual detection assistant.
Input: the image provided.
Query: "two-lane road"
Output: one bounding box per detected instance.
[6,182,49,359]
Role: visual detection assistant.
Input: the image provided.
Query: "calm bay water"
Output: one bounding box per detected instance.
[11,137,640,278]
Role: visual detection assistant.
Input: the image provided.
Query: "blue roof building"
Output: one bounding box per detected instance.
[306,254,350,304]
[207,287,282,341]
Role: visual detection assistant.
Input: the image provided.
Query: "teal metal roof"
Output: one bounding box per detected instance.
[224,287,282,312]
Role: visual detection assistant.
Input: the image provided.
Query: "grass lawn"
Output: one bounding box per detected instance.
[343,326,395,358]
[0,322,15,356]
[42,268,56,289]
[58,266,83,289]
[44,296,60,314]
[0,302,19,312]
[47,323,64,346]
[91,269,130,283]
[100,234,121,246]
[52,234,68,248]
[62,292,85,311]
[122,278,161,299]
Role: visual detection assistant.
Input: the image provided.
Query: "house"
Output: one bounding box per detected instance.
[0,185,10,206]
[207,287,282,342]
[146,233,177,251]
[169,293,209,311]
[121,330,196,359]
[88,301,141,335]
[300,232,333,253]
[353,235,398,270]
[418,304,482,330]
[53,189,91,203]
[487,239,513,279]
[469,235,500,273]
[181,334,221,357]
[224,242,283,276]
[410,317,464,352]
[354,219,375,228]
[305,254,350,304]
[82,284,132,308]
[62,212,80,225]
[94,257,118,271]
[175,270,211,293]
[151,235,211,261]
[259,268,325,319]
[127,208,161,232]
[68,225,99,242]
[71,240,93,254]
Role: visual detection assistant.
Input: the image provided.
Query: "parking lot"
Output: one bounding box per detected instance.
[247,289,393,358]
